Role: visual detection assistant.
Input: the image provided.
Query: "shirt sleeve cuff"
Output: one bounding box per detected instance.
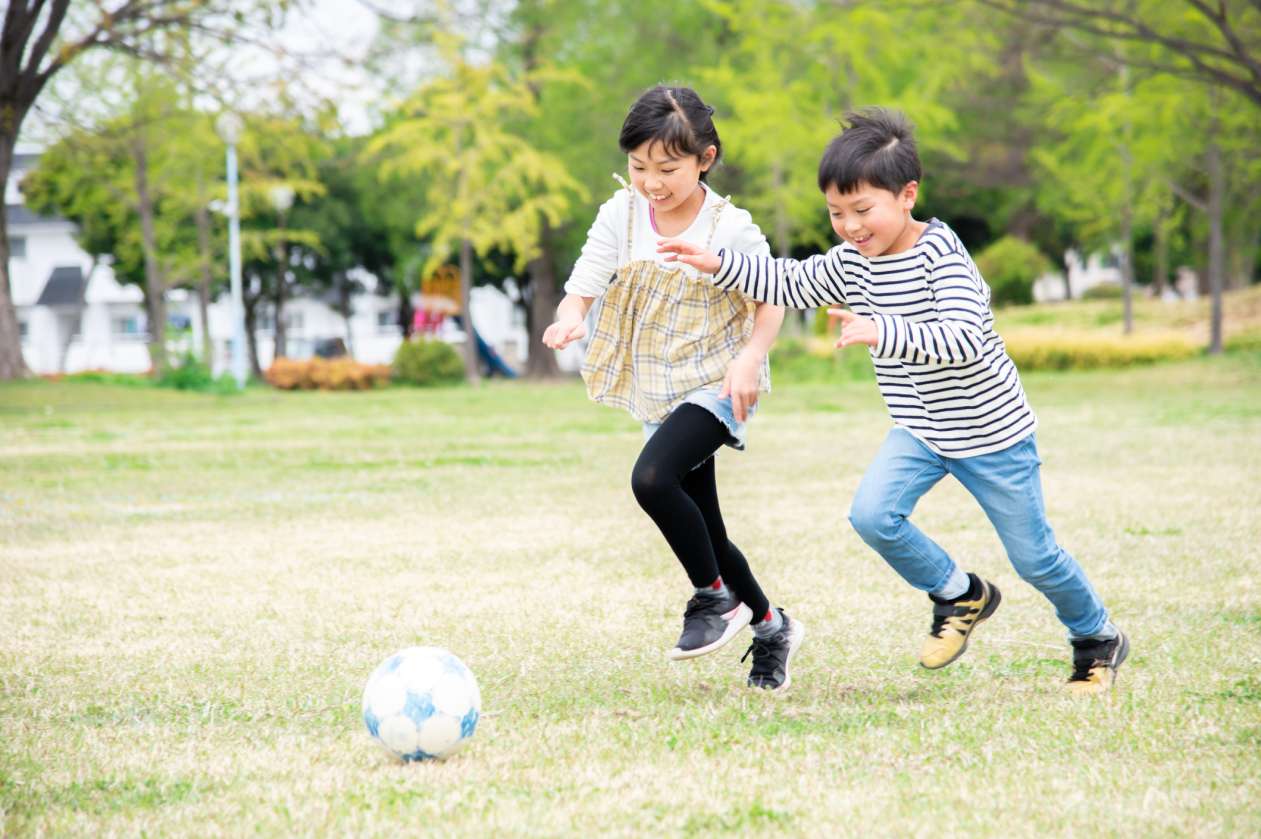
[714,248,735,287]
[873,314,897,358]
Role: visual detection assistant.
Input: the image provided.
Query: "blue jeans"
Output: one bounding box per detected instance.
[848,428,1110,639]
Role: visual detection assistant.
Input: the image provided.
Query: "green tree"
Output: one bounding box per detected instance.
[368,37,586,383]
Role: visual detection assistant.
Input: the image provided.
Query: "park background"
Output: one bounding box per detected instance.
[2,1,1260,836]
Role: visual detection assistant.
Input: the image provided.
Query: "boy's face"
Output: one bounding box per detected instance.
[627,139,715,215]
[825,180,920,257]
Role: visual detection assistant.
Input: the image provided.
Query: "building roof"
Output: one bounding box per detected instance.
[35,265,85,307]
[6,203,62,227]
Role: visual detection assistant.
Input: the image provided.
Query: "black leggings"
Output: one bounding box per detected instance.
[630,403,771,619]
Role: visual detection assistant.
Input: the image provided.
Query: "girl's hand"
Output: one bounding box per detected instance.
[720,349,762,422]
[829,308,878,348]
[543,318,587,350]
[657,238,721,274]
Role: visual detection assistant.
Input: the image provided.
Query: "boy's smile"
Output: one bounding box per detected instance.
[826,181,925,257]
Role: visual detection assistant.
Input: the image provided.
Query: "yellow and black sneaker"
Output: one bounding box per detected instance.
[920,573,1001,670]
[1067,630,1130,696]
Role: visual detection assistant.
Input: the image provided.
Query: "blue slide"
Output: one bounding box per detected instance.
[474,329,519,378]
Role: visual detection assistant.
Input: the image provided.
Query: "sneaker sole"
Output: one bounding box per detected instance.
[668,602,753,661]
[920,582,1002,671]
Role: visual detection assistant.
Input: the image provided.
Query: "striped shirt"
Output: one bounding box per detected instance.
[714,220,1037,458]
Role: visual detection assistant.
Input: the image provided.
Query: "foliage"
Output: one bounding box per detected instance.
[156,353,236,393]
[265,357,392,391]
[1080,283,1124,300]
[390,338,466,387]
[769,338,874,383]
[975,235,1052,306]
[1002,330,1199,370]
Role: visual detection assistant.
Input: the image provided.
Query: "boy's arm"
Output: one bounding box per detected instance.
[866,250,988,365]
[658,239,849,309]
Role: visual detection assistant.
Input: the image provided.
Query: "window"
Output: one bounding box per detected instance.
[8,237,25,260]
[377,310,398,333]
[18,319,28,339]
[284,311,304,333]
[112,315,144,339]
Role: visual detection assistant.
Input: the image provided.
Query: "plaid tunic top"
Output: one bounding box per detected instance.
[567,179,771,422]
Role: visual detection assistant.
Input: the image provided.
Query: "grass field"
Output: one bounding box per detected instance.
[2,353,1260,837]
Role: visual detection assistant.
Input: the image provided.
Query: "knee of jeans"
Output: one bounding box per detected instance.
[1010,545,1067,586]
[848,500,900,545]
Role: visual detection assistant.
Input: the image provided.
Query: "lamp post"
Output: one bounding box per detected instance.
[216,112,247,388]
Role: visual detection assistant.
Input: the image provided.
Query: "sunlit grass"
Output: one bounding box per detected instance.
[2,354,1260,836]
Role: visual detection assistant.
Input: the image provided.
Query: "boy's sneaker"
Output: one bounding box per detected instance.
[920,573,1001,669]
[1067,630,1130,695]
[741,608,805,690]
[667,594,752,661]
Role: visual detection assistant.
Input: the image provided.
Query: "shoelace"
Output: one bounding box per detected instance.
[741,636,779,679]
[929,603,973,638]
[682,595,722,619]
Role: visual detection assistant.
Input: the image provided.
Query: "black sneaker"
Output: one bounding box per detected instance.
[1067,629,1130,695]
[667,594,752,661]
[741,608,805,690]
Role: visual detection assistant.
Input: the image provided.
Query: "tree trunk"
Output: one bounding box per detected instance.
[132,138,168,373]
[1207,137,1225,354]
[459,236,480,384]
[194,179,215,365]
[1061,253,1074,301]
[273,243,288,360]
[1152,204,1169,298]
[336,271,355,356]
[1119,206,1134,335]
[525,218,560,378]
[397,277,414,341]
[244,289,263,377]
[0,136,29,379]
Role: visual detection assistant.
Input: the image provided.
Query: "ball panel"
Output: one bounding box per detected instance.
[430,673,472,717]
[415,713,462,756]
[460,707,479,739]
[366,673,407,719]
[378,714,420,756]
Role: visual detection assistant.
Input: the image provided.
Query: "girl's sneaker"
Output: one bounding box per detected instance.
[1067,630,1130,695]
[920,573,1001,669]
[667,594,752,661]
[742,608,805,690]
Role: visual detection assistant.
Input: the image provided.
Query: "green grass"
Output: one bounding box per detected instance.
[2,354,1260,836]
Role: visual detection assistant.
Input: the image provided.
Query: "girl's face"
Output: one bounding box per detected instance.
[825,181,920,257]
[627,140,715,215]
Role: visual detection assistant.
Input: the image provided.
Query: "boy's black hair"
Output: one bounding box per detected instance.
[817,107,922,195]
[619,85,722,181]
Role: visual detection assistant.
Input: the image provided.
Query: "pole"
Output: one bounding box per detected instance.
[226,142,246,388]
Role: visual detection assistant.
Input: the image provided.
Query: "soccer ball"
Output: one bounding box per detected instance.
[362,646,481,761]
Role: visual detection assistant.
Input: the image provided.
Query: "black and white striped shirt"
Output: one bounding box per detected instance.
[715,220,1037,458]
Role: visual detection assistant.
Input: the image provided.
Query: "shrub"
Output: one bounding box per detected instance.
[392,338,465,386]
[265,357,392,390]
[1081,283,1124,300]
[975,236,1053,307]
[1002,330,1199,371]
[769,337,874,383]
[156,353,216,391]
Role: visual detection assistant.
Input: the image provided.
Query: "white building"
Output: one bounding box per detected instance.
[7,148,529,377]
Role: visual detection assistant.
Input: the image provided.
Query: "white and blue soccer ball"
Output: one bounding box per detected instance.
[362,646,481,761]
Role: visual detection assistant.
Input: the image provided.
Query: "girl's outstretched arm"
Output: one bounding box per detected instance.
[542,294,594,350]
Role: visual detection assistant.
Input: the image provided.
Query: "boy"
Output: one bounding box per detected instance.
[658,108,1127,694]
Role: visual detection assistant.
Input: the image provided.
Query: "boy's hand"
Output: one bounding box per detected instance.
[657,238,721,274]
[829,308,877,348]
[542,318,587,349]
[720,349,762,422]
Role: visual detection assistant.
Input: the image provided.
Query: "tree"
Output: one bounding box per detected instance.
[0,0,291,379]
[368,38,585,383]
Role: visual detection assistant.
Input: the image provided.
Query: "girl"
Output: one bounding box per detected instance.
[543,85,804,690]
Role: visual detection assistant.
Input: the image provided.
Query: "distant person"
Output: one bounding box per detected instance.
[544,85,804,690]
[659,108,1126,694]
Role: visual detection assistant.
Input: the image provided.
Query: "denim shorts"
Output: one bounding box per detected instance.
[642,386,753,451]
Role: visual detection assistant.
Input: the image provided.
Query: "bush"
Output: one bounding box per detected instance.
[1002,331,1199,371]
[1081,283,1124,300]
[392,338,465,386]
[265,357,392,390]
[975,236,1053,307]
[157,353,216,391]
[769,337,874,383]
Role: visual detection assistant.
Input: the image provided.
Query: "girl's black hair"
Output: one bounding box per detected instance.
[817,107,922,195]
[618,85,722,181]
